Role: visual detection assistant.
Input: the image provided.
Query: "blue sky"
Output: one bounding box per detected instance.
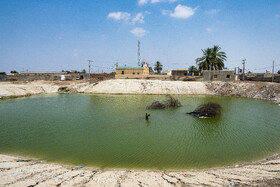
[0,0,280,73]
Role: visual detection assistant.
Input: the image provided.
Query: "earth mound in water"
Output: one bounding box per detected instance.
[187,102,221,118]
[146,95,182,109]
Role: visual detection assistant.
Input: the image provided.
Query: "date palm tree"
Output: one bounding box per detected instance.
[154,61,163,74]
[188,66,198,74]
[211,45,227,70]
[196,45,227,72]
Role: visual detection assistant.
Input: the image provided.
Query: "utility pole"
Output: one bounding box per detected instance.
[88,60,93,80]
[272,60,275,82]
[138,40,141,66]
[242,59,246,81]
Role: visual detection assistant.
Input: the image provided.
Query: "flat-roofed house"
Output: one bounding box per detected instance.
[115,62,150,79]
[116,66,149,76]
[203,70,236,82]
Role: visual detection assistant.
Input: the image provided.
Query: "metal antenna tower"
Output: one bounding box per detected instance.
[242,59,246,81]
[138,40,141,66]
[88,60,93,80]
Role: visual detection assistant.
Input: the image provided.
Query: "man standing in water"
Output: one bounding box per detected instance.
[145,113,150,120]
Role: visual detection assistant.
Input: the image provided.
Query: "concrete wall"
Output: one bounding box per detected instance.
[4,72,88,81]
[244,74,280,83]
[203,70,236,82]
[116,67,149,75]
[90,73,115,81]
[0,74,7,81]
[115,74,171,80]
[171,70,189,76]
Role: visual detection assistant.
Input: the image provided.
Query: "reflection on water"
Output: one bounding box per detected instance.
[0,94,280,170]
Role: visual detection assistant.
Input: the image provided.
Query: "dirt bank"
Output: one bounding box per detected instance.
[206,81,280,104]
[1,80,279,103]
[72,79,209,95]
[0,81,69,99]
[0,154,280,186]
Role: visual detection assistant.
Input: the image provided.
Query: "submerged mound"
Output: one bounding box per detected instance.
[147,95,182,109]
[147,101,166,109]
[187,102,221,117]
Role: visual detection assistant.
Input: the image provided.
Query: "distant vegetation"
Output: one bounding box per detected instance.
[10,70,18,74]
[154,61,163,74]
[62,70,87,73]
[0,72,6,75]
[196,45,227,72]
[147,95,181,109]
[188,66,198,74]
[278,70,280,74]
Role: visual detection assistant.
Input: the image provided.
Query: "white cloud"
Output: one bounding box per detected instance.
[132,13,145,24]
[161,9,171,15]
[139,0,177,5]
[206,28,213,33]
[130,27,148,37]
[107,12,131,21]
[168,4,197,19]
[152,0,177,3]
[138,0,148,5]
[131,12,150,24]
[205,9,219,15]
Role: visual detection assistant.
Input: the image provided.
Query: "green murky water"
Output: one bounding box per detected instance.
[0,94,279,170]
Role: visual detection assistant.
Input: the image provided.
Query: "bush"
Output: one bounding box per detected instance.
[147,95,181,109]
[187,102,221,117]
[165,95,182,107]
[10,70,18,74]
[146,101,166,109]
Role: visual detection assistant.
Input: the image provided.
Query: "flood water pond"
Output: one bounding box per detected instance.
[0,94,280,170]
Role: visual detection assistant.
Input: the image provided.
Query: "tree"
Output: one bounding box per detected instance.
[0,72,6,75]
[154,61,163,74]
[188,66,198,74]
[278,70,280,74]
[196,45,227,72]
[82,69,86,73]
[10,70,18,74]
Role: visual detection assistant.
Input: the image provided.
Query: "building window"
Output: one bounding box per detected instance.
[122,71,124,75]
[214,75,218,78]
[226,75,230,78]
[137,73,140,75]
[133,72,135,75]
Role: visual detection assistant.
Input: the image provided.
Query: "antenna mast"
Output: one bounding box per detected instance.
[138,40,141,66]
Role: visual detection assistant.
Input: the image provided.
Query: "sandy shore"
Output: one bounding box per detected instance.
[1,80,279,103]
[1,154,280,186]
[0,79,280,186]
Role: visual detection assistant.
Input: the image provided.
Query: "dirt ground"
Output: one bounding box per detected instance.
[0,154,280,186]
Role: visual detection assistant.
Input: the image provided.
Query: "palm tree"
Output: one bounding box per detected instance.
[211,45,227,70]
[188,66,198,74]
[196,45,227,72]
[154,61,163,74]
[196,48,212,71]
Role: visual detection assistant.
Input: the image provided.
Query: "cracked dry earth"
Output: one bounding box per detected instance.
[1,154,280,186]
